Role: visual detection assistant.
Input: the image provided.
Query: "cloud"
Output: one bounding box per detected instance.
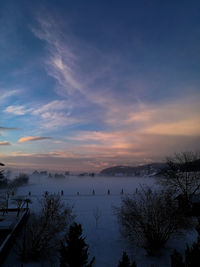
[0,141,11,146]
[0,126,19,131]
[143,118,200,136]
[33,17,82,96]
[33,15,114,103]
[31,100,77,129]
[2,131,200,172]
[4,105,32,115]
[3,99,78,130]
[18,136,52,143]
[32,100,69,115]
[31,16,125,133]
[0,89,20,103]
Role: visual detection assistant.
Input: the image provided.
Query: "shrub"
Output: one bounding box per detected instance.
[11,173,29,187]
[18,192,74,261]
[115,186,190,255]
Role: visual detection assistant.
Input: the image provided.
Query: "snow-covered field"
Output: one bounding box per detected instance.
[2,175,197,267]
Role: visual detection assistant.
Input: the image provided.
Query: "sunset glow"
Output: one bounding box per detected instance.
[0,1,200,172]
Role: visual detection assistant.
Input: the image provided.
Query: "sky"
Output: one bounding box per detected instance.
[0,0,200,172]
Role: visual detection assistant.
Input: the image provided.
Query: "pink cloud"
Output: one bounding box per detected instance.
[0,141,11,146]
[18,136,52,143]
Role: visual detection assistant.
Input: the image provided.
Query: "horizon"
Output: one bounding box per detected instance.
[1,159,166,175]
[0,0,200,172]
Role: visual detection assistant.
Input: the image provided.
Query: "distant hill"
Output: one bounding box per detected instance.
[99,163,167,177]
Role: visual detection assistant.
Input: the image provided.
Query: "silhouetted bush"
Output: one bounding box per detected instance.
[18,192,74,262]
[115,186,191,255]
[11,173,29,187]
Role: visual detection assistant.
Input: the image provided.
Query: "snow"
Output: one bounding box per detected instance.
[1,175,197,267]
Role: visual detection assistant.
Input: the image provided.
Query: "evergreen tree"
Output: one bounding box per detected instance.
[0,163,7,188]
[60,222,95,267]
[0,170,4,180]
[184,218,200,267]
[170,249,184,267]
[0,163,4,180]
[185,240,200,266]
[118,252,137,267]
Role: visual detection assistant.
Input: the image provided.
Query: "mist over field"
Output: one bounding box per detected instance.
[1,173,196,267]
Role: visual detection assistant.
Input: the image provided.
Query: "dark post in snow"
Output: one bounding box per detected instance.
[107,189,110,195]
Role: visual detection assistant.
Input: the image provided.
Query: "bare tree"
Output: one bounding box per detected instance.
[0,193,9,215]
[13,197,24,217]
[0,187,14,215]
[115,186,191,255]
[160,152,200,204]
[93,207,102,229]
[18,192,75,261]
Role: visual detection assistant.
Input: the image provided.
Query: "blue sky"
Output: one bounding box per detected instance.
[0,0,200,172]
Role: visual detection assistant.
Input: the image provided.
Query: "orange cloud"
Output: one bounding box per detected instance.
[0,141,11,146]
[143,118,200,136]
[18,136,52,143]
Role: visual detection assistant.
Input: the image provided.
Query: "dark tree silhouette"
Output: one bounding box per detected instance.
[0,169,4,180]
[115,186,190,255]
[10,173,29,187]
[19,192,74,261]
[161,152,200,207]
[170,250,184,267]
[185,219,200,267]
[0,162,5,185]
[60,222,95,267]
[118,252,137,267]
[170,219,200,267]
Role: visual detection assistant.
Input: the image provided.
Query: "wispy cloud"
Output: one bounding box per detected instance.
[4,105,32,115]
[33,15,115,105]
[0,89,20,103]
[0,141,11,146]
[3,100,76,130]
[18,136,52,143]
[32,100,69,115]
[33,16,83,96]
[0,126,19,131]
[31,100,77,129]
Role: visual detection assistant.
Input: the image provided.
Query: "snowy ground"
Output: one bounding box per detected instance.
[2,175,197,267]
